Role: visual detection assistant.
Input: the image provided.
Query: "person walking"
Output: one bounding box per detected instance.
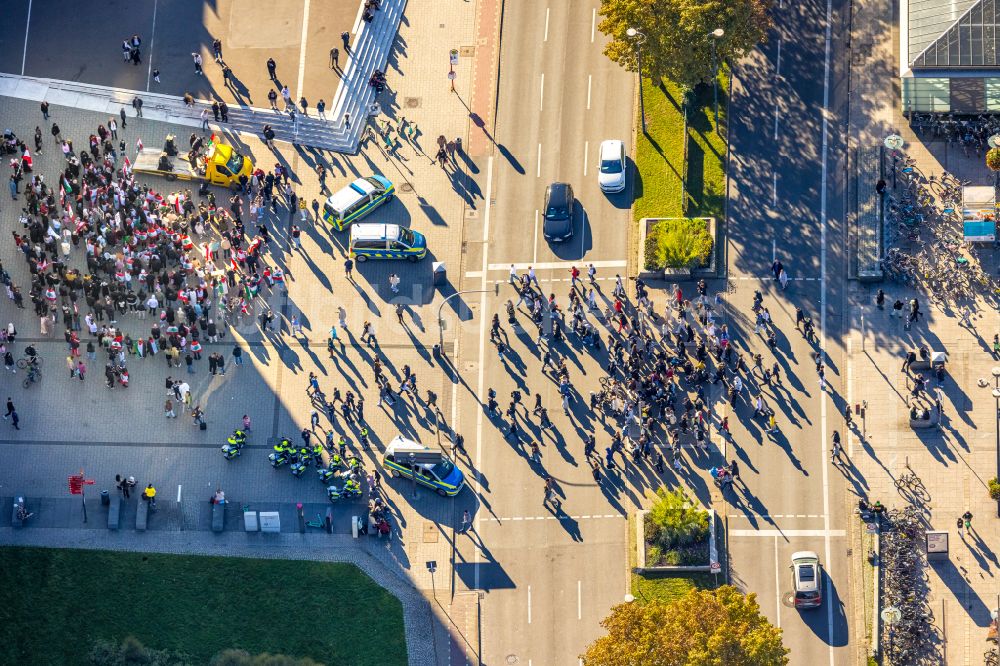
[266,57,277,80]
[220,101,229,122]
[344,257,354,280]
[460,509,471,534]
[960,510,973,534]
[3,398,14,420]
[132,96,143,117]
[10,410,19,430]
[341,31,351,52]
[316,99,326,120]
[330,47,340,70]
[192,52,204,75]
[40,101,49,120]
[200,108,209,130]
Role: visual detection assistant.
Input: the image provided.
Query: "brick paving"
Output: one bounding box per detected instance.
[847,0,1000,656]
[0,0,480,660]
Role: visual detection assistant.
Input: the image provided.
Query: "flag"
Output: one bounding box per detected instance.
[135,138,143,156]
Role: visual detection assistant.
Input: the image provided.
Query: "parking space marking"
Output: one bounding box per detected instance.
[21,0,34,76]
[146,0,159,91]
[591,8,596,43]
[539,73,544,111]
[296,0,312,103]
[544,7,550,42]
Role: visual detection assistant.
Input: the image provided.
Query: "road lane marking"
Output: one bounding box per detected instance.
[772,238,776,263]
[487,513,624,522]
[21,0,33,76]
[820,0,835,656]
[540,73,544,111]
[773,105,779,140]
[776,38,782,79]
[528,585,532,624]
[464,273,620,283]
[773,536,781,629]
[578,580,582,620]
[730,514,826,519]
[472,156,495,592]
[772,172,777,207]
[591,8,596,42]
[583,140,589,177]
[730,529,846,537]
[296,0,312,104]
[487,260,626,271]
[580,207,587,257]
[537,143,542,177]
[177,484,182,503]
[544,7,550,42]
[587,74,592,110]
[533,210,539,264]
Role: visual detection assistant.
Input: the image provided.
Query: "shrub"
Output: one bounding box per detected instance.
[647,487,710,550]
[987,148,1000,172]
[989,477,1000,501]
[90,637,191,666]
[643,218,713,270]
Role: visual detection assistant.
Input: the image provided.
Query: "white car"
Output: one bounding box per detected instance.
[790,551,823,609]
[598,139,626,193]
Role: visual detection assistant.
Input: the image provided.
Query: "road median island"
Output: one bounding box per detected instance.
[632,72,728,280]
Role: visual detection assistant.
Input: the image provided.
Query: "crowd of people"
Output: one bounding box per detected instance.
[0,112,316,398]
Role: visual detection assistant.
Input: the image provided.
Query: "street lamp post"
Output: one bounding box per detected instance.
[883,134,904,189]
[710,29,724,134]
[436,286,497,355]
[626,28,647,135]
[992,367,1000,516]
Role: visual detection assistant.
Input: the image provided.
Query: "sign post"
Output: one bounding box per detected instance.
[68,471,95,523]
[449,49,459,92]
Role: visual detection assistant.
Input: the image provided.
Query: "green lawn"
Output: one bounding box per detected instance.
[0,547,406,666]
[634,70,729,222]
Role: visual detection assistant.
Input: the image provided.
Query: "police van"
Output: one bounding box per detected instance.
[382,437,465,497]
[322,175,395,231]
[349,223,427,262]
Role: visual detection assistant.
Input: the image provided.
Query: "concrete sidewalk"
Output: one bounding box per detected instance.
[845,0,1000,661]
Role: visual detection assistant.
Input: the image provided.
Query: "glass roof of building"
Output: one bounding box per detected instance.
[911,0,1000,68]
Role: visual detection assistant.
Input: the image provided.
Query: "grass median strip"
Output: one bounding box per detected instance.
[634,71,728,223]
[0,546,406,666]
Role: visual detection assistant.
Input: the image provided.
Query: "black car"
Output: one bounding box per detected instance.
[543,182,575,242]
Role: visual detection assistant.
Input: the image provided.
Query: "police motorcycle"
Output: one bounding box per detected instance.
[221,429,247,460]
[269,436,294,468]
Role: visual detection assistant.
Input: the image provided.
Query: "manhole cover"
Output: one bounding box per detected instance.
[460,46,475,57]
[404,97,421,108]
[506,656,519,665]
[465,209,479,218]
[400,182,414,193]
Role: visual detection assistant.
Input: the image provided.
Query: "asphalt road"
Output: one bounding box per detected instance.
[454,1,636,664]
[725,0,854,661]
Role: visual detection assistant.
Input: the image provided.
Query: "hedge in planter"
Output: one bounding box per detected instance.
[644,218,713,271]
[644,487,710,566]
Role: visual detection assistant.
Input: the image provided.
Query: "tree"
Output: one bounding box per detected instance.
[582,586,788,666]
[986,147,1000,173]
[598,0,772,88]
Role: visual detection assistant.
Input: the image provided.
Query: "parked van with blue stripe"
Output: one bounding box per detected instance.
[322,175,395,231]
[382,437,465,497]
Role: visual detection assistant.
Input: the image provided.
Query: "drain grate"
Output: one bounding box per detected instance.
[404,97,421,109]
[460,46,475,57]
[400,182,414,193]
[465,209,479,218]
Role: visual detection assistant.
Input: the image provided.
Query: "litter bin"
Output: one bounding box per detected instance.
[432,261,446,287]
[100,490,110,506]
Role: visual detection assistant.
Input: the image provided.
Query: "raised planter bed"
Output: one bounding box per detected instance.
[634,508,719,574]
[638,217,717,281]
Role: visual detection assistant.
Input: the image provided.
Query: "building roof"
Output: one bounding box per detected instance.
[908,0,1000,69]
